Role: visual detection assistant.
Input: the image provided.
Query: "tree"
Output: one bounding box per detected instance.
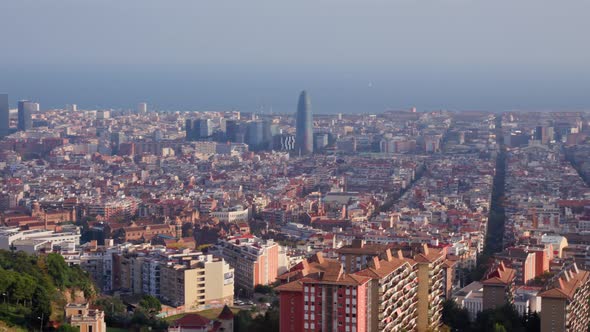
[441,299,470,331]
[131,308,167,332]
[473,305,525,332]
[0,250,95,331]
[57,324,80,332]
[46,253,69,288]
[493,323,507,332]
[139,295,162,314]
[522,311,540,332]
[131,310,149,328]
[234,310,253,332]
[254,284,274,295]
[29,286,51,327]
[249,307,279,332]
[10,274,36,305]
[94,296,129,326]
[95,296,127,316]
[0,268,15,295]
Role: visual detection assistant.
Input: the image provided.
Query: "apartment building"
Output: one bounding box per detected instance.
[482,261,516,310]
[76,244,234,311]
[454,281,540,321]
[160,254,234,310]
[142,257,162,297]
[539,263,590,332]
[213,235,283,295]
[336,239,388,273]
[335,241,448,332]
[210,205,250,223]
[79,241,121,292]
[276,253,370,332]
[85,197,139,221]
[117,251,148,294]
[278,244,448,332]
[413,244,446,332]
[355,250,418,332]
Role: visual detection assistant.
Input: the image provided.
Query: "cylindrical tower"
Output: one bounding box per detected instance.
[295,90,313,155]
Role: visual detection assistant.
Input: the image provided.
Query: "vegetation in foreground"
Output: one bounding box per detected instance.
[442,300,540,332]
[0,249,94,331]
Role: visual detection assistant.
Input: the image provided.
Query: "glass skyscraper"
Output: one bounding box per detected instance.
[295,90,313,155]
[17,100,35,131]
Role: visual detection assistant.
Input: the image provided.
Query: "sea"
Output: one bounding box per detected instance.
[1,64,590,114]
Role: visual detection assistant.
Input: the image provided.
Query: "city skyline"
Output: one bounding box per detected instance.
[2,1,590,332]
[2,0,590,112]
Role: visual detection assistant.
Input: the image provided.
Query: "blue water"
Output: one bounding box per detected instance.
[1,64,590,113]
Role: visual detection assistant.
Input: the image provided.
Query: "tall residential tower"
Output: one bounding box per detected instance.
[295,90,313,155]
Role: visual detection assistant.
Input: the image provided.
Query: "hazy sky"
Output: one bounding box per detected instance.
[1,0,590,112]
[2,0,589,68]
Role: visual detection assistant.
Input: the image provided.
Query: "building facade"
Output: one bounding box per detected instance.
[539,263,590,332]
[213,235,282,295]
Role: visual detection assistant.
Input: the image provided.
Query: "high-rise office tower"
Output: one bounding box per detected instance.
[17,100,35,131]
[225,119,240,142]
[185,119,212,141]
[138,102,147,113]
[262,119,272,149]
[110,132,127,155]
[0,94,9,137]
[246,120,263,148]
[195,119,212,139]
[185,119,194,141]
[295,90,313,155]
[314,133,329,151]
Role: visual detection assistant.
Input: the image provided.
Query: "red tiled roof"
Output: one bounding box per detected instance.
[217,305,234,320]
[171,313,211,328]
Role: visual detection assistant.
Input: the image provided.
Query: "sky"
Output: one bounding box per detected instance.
[1,0,590,112]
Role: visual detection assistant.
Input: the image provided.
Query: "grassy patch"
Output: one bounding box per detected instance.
[0,304,29,329]
[106,328,129,332]
[0,320,27,332]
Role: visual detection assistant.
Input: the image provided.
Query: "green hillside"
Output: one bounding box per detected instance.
[0,250,95,331]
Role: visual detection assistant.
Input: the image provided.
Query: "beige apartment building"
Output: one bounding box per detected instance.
[116,252,147,294]
[160,254,234,310]
[356,249,419,332]
[335,241,448,332]
[414,244,446,332]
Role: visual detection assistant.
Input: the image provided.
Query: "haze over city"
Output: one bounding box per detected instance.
[2,0,590,112]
